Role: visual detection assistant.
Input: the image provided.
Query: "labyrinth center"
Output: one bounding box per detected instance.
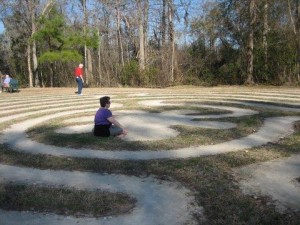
[1,87,300,224]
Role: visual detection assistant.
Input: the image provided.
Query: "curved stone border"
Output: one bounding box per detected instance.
[0,103,123,124]
[0,164,200,225]
[1,102,298,159]
[232,154,300,212]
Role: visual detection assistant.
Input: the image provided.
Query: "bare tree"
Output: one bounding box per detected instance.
[116,0,124,67]
[246,0,256,84]
[287,0,300,81]
[262,0,269,74]
[136,0,145,71]
[168,0,175,84]
[26,0,54,87]
[79,0,89,85]
[161,0,167,48]
[143,0,149,68]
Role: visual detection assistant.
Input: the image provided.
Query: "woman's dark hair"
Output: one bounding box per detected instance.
[100,96,110,107]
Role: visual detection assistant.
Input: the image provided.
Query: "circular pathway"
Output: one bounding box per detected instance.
[1,88,300,224]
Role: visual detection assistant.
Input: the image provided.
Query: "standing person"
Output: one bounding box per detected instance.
[94,96,128,137]
[74,63,84,95]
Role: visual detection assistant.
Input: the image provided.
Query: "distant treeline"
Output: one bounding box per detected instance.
[0,0,299,87]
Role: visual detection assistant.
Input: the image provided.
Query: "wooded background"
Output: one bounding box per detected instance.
[0,0,299,88]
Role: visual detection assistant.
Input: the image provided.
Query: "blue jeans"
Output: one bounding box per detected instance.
[76,77,83,94]
[109,125,123,136]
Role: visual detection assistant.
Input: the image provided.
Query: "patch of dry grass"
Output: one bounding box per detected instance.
[0,184,135,217]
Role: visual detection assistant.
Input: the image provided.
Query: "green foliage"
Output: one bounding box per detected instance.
[216,46,244,84]
[186,0,300,85]
[33,7,85,63]
[39,50,82,64]
[30,6,86,86]
[144,66,160,87]
[188,38,206,59]
[184,71,202,86]
[120,61,140,86]
[184,38,244,86]
[86,30,99,49]
[253,29,298,84]
[33,15,65,44]
[63,28,99,50]
[120,61,161,87]
[62,31,84,49]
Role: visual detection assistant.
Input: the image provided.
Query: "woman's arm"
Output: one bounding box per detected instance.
[107,117,123,128]
[107,116,128,135]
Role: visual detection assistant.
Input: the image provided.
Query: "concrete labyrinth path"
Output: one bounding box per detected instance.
[0,87,300,224]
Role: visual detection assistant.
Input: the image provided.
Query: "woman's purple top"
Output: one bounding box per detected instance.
[94,108,112,126]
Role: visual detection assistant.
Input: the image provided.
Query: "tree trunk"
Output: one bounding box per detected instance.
[296,0,300,81]
[137,0,145,71]
[246,0,256,85]
[160,0,167,86]
[82,0,88,85]
[50,64,54,87]
[27,43,33,87]
[143,0,149,68]
[32,22,39,87]
[288,0,300,81]
[87,48,93,85]
[116,0,124,67]
[26,0,54,88]
[27,0,35,88]
[263,0,269,76]
[32,40,39,87]
[168,0,175,84]
[161,0,166,48]
[97,29,102,87]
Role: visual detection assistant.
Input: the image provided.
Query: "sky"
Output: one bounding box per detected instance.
[0,21,4,34]
[0,0,206,35]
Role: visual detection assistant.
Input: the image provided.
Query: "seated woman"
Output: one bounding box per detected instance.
[3,75,11,88]
[94,96,128,137]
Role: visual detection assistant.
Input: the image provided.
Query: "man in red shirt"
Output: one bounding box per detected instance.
[74,63,84,95]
